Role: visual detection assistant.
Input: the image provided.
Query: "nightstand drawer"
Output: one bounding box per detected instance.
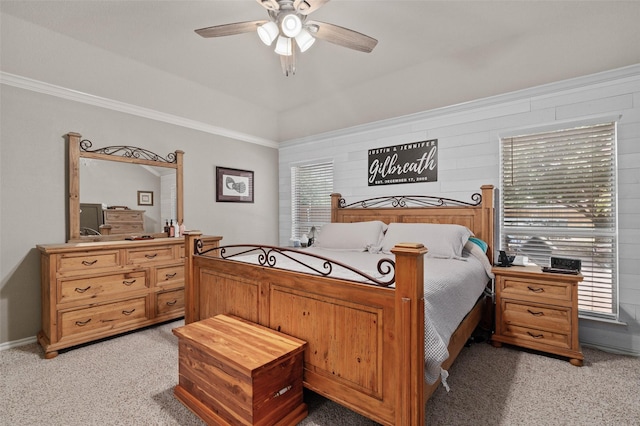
[500,276,573,306]
[502,301,571,333]
[501,323,571,350]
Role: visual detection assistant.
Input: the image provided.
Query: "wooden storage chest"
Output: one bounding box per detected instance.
[173,314,308,426]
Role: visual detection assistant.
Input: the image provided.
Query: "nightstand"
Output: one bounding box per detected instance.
[491,265,584,366]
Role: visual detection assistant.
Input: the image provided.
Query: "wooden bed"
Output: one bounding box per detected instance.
[182,185,494,425]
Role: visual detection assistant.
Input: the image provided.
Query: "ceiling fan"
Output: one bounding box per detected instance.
[195,0,378,76]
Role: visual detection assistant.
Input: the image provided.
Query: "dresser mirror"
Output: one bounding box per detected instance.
[67,132,184,242]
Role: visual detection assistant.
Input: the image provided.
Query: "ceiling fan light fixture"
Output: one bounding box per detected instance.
[295,28,315,52]
[196,0,377,76]
[281,13,302,38]
[257,20,279,45]
[274,35,292,56]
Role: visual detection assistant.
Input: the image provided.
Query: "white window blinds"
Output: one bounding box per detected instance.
[500,122,617,318]
[291,161,334,240]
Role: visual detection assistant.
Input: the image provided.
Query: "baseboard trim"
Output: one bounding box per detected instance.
[581,341,640,357]
[0,335,37,352]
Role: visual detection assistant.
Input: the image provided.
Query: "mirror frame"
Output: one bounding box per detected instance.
[67,132,183,242]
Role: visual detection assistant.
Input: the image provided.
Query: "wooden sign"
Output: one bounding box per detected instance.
[368,139,438,186]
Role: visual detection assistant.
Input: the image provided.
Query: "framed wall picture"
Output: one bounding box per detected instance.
[216,167,254,203]
[137,190,154,206]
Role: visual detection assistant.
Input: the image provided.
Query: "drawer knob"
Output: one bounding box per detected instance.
[527,286,544,293]
[74,286,91,293]
[527,331,544,339]
[81,260,98,266]
[527,309,544,316]
[145,253,158,259]
[165,273,177,279]
[75,319,91,327]
[123,279,137,286]
[122,309,136,316]
[166,299,178,306]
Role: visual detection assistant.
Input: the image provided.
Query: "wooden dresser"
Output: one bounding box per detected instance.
[491,265,583,366]
[37,235,221,359]
[102,209,145,234]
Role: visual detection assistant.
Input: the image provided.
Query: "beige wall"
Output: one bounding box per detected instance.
[0,85,279,344]
[0,9,281,346]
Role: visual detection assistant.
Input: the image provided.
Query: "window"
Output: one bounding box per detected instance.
[291,161,334,240]
[500,122,617,319]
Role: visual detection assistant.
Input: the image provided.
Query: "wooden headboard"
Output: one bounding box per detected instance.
[330,185,494,261]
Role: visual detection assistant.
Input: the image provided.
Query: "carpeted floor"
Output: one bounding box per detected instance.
[1,319,639,425]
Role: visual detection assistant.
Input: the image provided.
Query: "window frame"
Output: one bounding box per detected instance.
[499,120,619,320]
[290,160,334,241]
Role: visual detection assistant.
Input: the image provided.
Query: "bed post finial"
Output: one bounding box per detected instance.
[183,231,202,324]
[330,193,342,223]
[480,185,495,264]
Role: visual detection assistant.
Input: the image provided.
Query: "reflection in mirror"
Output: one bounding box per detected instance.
[79,159,177,235]
[67,132,184,242]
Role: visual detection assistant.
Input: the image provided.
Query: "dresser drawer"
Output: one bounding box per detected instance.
[156,264,184,287]
[501,301,571,333]
[499,276,573,306]
[126,246,176,264]
[106,223,145,234]
[156,289,184,316]
[60,297,148,338]
[57,251,121,276]
[59,271,147,304]
[104,210,144,222]
[501,323,571,350]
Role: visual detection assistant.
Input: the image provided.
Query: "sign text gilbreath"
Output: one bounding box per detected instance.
[368,139,438,186]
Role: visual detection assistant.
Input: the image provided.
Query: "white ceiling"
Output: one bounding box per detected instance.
[2,0,640,141]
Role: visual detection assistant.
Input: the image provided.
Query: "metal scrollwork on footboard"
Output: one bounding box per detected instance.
[195,242,396,287]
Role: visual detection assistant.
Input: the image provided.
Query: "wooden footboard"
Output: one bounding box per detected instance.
[182,185,494,425]
[184,234,428,425]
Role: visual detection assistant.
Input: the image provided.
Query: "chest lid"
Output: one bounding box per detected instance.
[173,314,306,375]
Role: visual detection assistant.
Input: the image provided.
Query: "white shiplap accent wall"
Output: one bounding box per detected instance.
[279,65,640,356]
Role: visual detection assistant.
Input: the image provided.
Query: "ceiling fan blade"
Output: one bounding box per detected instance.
[195,20,267,38]
[294,0,330,15]
[256,0,280,11]
[306,20,378,53]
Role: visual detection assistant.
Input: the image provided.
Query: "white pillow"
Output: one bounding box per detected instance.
[377,223,473,258]
[314,221,388,251]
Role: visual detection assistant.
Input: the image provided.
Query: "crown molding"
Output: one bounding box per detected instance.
[281,63,640,147]
[0,71,279,149]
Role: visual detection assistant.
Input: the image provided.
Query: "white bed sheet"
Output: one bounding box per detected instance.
[231,245,492,385]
